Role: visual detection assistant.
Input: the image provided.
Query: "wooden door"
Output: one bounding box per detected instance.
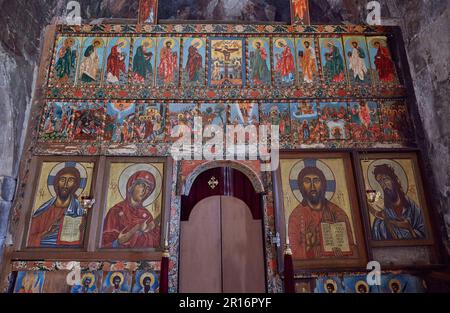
[221,196,266,293]
[179,194,266,293]
[179,196,222,293]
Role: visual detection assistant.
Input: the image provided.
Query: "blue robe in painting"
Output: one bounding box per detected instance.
[372,197,425,240]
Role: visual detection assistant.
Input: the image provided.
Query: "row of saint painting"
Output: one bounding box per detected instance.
[14,270,159,293]
[296,274,426,293]
[39,100,413,145]
[25,153,432,267]
[12,270,426,293]
[50,35,399,88]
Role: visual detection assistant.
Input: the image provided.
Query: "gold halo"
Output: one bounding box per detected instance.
[345,38,359,47]
[114,38,128,47]
[189,38,204,49]
[371,38,387,48]
[252,39,264,49]
[275,39,287,48]
[302,39,312,48]
[324,279,337,293]
[141,38,153,48]
[163,38,176,48]
[355,281,369,293]
[81,273,95,288]
[109,272,125,286]
[389,279,401,292]
[139,272,156,288]
[92,37,104,48]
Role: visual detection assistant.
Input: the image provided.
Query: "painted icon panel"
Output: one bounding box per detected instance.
[367,36,399,84]
[71,271,103,293]
[131,37,156,85]
[349,101,382,142]
[209,38,245,86]
[291,0,310,24]
[71,102,105,141]
[227,103,259,126]
[280,154,366,268]
[200,103,227,127]
[182,38,206,86]
[156,37,180,86]
[135,103,167,143]
[78,37,107,84]
[138,0,157,24]
[360,153,432,245]
[27,161,95,248]
[319,37,346,84]
[248,38,271,86]
[39,102,74,142]
[167,103,198,142]
[101,271,132,293]
[104,38,131,85]
[132,270,159,293]
[319,102,349,140]
[295,38,319,84]
[14,272,45,293]
[343,36,372,84]
[104,102,136,143]
[52,37,80,84]
[380,101,414,143]
[273,38,296,86]
[290,102,321,144]
[158,0,291,23]
[101,162,164,249]
[260,103,291,148]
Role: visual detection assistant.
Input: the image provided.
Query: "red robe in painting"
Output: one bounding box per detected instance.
[102,171,160,249]
[158,46,178,84]
[28,196,84,247]
[107,45,126,79]
[374,45,396,82]
[293,0,308,20]
[186,45,203,81]
[276,46,295,77]
[288,200,355,260]
[28,205,66,247]
[139,0,155,23]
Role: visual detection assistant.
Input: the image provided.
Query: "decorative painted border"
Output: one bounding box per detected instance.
[11,261,160,272]
[57,24,391,35]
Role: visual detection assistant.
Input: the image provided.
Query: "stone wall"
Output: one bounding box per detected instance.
[388,1,450,249]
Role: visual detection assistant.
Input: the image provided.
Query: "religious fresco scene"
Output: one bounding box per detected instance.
[0,0,450,299]
[158,0,292,22]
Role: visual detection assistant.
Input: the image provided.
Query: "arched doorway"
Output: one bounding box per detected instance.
[179,167,266,293]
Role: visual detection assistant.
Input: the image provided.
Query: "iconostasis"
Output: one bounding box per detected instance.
[1,0,441,293]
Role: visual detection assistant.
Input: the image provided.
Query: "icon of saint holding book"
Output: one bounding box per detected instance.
[28,162,88,247]
[288,159,356,260]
